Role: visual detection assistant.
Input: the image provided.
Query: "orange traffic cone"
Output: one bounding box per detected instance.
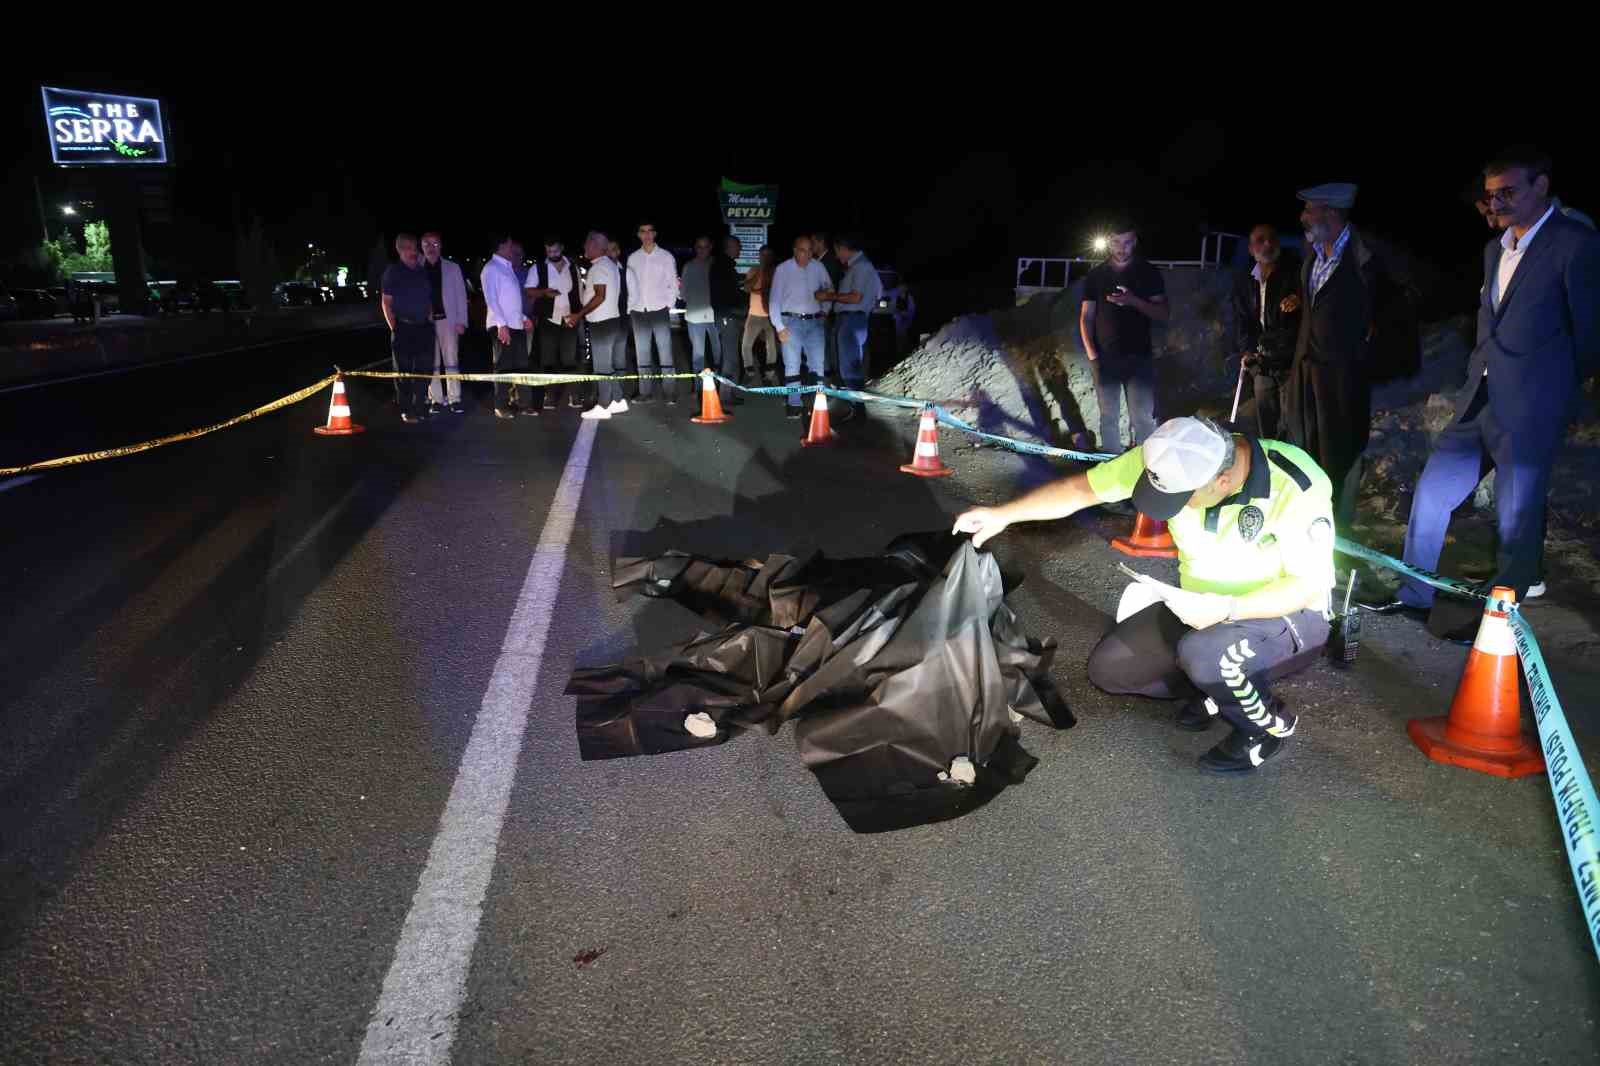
[1408,587,1544,778]
[1110,513,1177,558]
[899,404,953,477]
[313,375,365,436]
[690,368,733,424]
[800,388,836,447]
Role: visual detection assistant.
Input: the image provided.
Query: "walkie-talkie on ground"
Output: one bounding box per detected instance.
[1330,570,1361,666]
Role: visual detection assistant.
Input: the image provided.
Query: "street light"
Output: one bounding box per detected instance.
[1091,235,1108,254]
[61,205,77,217]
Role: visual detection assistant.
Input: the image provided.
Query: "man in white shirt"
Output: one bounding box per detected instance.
[420,232,469,415]
[625,221,679,404]
[526,236,582,410]
[480,233,535,420]
[607,238,638,399]
[566,231,629,420]
[768,234,835,418]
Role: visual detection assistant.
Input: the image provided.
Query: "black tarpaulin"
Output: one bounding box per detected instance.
[566,532,1073,832]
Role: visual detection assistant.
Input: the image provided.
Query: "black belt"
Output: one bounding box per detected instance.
[837,310,869,316]
[397,318,433,326]
[784,312,823,320]
[430,312,447,321]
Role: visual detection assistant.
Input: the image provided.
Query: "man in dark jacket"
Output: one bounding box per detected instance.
[712,236,748,405]
[525,236,582,409]
[1230,224,1301,438]
[1364,148,1600,634]
[1282,183,1417,525]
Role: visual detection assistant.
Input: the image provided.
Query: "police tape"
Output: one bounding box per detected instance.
[1509,610,1600,959]
[343,370,700,385]
[0,374,339,478]
[1331,537,1489,601]
[710,374,1121,464]
[3,354,1598,960]
[713,370,1600,959]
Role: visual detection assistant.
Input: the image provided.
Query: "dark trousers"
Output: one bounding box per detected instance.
[1087,603,1328,737]
[1248,371,1287,439]
[537,318,580,406]
[836,311,870,389]
[718,312,746,401]
[630,309,675,398]
[621,323,639,398]
[1399,381,1558,607]
[391,322,435,417]
[491,328,530,412]
[824,312,840,377]
[1289,359,1370,526]
[587,317,624,407]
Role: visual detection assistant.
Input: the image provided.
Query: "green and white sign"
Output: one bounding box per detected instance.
[719,178,777,271]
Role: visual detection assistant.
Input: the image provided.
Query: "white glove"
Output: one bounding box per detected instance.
[1169,592,1233,631]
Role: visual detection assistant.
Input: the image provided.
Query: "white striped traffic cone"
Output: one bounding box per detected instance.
[314,375,366,436]
[800,387,836,446]
[1408,586,1543,777]
[899,404,953,477]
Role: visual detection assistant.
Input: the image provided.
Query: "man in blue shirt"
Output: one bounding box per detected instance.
[380,233,437,424]
[819,233,883,423]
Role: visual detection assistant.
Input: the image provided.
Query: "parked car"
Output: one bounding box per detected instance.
[11,289,58,318]
[274,281,333,307]
[194,280,245,314]
[0,286,21,321]
[331,282,369,304]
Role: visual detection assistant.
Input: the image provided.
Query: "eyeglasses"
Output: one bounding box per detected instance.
[1483,186,1524,206]
[421,242,441,250]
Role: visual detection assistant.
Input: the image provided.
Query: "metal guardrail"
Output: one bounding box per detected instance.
[1015,232,1245,298]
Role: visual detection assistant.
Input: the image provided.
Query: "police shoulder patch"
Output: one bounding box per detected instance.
[1238,505,1265,542]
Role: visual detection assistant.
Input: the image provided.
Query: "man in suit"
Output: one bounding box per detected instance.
[421,232,470,414]
[1282,183,1417,527]
[1365,148,1600,636]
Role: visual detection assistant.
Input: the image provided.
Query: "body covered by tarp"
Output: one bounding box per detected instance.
[566,532,1072,831]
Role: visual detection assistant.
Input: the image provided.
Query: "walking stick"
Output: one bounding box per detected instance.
[1229,356,1249,423]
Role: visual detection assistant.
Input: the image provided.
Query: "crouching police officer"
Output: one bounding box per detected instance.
[954,416,1335,775]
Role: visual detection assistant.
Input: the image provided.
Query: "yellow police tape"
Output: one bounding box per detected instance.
[0,374,338,477]
[0,370,707,478]
[343,370,701,385]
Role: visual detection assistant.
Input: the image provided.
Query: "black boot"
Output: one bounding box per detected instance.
[1176,695,1218,732]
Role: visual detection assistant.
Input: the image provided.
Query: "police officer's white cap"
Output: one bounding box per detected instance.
[1132,417,1232,521]
[1296,182,1358,209]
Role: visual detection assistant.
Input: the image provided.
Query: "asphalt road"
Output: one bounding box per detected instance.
[2,328,1599,1065]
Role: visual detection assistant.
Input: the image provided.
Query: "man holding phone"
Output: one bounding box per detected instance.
[1080,223,1169,453]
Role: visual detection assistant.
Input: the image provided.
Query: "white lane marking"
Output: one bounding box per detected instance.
[0,474,42,494]
[357,419,598,1066]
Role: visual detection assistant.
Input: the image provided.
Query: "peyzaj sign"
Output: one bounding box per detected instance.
[718,179,777,225]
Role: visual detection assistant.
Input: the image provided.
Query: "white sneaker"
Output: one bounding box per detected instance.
[1528,581,1546,599]
[607,398,628,414]
[580,405,612,420]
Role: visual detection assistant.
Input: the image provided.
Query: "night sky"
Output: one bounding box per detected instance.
[7,70,1595,318]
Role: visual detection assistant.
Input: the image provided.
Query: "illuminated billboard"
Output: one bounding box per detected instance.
[41,86,169,166]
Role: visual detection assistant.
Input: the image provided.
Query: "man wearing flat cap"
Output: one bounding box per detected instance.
[1281,183,1417,527]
